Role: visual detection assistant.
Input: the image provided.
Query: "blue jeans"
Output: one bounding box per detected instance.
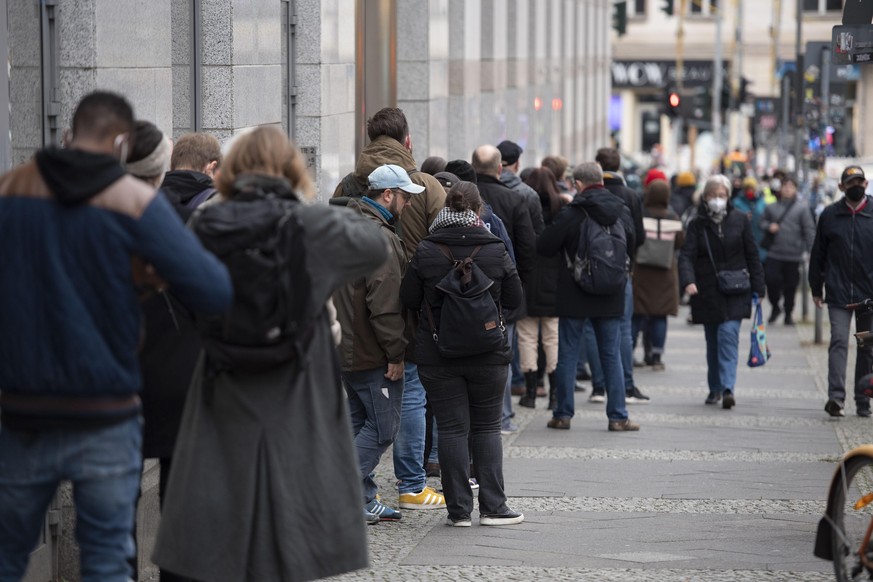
[419,364,509,520]
[703,320,742,394]
[554,317,628,421]
[632,315,668,354]
[343,367,404,503]
[621,278,636,390]
[576,319,605,389]
[502,324,516,428]
[393,362,427,494]
[0,417,143,582]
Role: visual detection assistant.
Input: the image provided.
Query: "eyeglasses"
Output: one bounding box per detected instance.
[393,189,413,201]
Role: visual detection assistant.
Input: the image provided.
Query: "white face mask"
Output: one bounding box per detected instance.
[707,197,727,214]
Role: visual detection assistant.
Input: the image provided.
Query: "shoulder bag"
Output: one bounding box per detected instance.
[703,228,750,295]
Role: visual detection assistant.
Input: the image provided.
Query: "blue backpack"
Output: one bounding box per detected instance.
[568,213,628,295]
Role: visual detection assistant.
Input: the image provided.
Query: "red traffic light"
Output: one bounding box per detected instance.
[669,92,681,108]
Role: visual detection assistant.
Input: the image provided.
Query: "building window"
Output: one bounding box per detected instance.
[632,0,646,16]
[804,0,842,12]
[689,0,717,17]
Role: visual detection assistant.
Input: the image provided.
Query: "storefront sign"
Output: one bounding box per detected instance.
[611,60,728,89]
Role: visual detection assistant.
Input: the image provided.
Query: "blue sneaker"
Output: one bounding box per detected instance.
[363,508,380,525]
[365,498,402,521]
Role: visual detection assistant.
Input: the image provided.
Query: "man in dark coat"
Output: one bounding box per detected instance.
[596,147,648,403]
[160,132,222,220]
[538,162,640,432]
[497,139,545,236]
[809,165,873,418]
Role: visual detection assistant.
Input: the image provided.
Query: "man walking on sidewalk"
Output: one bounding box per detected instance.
[809,165,873,418]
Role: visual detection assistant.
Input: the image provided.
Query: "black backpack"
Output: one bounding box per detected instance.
[425,244,506,358]
[567,213,628,295]
[190,190,313,373]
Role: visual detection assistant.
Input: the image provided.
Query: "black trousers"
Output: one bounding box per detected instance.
[764,258,801,315]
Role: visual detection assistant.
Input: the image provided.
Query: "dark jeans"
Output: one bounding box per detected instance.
[418,364,509,520]
[764,259,801,316]
[632,315,668,355]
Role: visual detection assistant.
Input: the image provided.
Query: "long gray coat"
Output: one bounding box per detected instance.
[153,198,389,582]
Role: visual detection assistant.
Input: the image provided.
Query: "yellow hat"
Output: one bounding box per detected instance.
[677,172,695,187]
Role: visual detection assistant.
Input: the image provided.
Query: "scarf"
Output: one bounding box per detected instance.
[429,207,479,233]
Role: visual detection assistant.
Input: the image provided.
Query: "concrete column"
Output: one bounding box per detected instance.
[296,0,356,200]
[200,0,281,143]
[447,0,482,160]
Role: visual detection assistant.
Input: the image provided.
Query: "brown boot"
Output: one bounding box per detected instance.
[518,371,537,408]
[547,372,558,410]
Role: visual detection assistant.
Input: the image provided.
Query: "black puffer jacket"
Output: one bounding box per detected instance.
[537,186,633,319]
[679,204,765,324]
[809,195,873,306]
[400,226,523,367]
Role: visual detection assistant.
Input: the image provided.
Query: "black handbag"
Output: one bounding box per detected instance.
[703,229,750,295]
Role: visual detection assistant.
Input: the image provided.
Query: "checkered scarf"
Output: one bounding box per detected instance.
[428,207,480,233]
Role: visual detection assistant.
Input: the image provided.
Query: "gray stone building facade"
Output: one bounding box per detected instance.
[9,1,610,579]
[4,0,610,202]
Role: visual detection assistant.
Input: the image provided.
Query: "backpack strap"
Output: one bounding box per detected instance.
[185,186,218,209]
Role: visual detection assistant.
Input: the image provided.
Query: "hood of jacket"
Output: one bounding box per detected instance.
[573,186,625,227]
[500,169,523,190]
[35,147,127,205]
[161,170,214,204]
[425,224,504,247]
[353,136,418,182]
[602,171,626,186]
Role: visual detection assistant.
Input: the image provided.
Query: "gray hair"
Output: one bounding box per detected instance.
[573,162,603,187]
[702,174,732,198]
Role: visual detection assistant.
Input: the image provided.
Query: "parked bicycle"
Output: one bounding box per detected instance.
[815,299,873,581]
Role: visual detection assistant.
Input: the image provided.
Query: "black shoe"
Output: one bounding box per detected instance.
[705,392,721,405]
[576,367,592,381]
[625,386,651,404]
[768,306,782,324]
[518,371,538,408]
[425,462,441,478]
[825,398,845,417]
[784,314,795,326]
[722,391,735,409]
[858,408,872,418]
[480,510,524,526]
[651,353,665,371]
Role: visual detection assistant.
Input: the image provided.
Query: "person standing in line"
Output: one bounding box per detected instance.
[153,127,383,581]
[760,176,815,325]
[159,132,223,220]
[516,167,565,410]
[0,91,233,582]
[809,165,873,418]
[539,162,640,432]
[596,148,648,403]
[679,175,765,409]
[401,181,525,527]
[333,108,447,512]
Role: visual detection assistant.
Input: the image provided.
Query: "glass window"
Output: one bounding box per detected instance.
[634,0,646,15]
[802,0,819,11]
[826,0,843,11]
[691,1,702,13]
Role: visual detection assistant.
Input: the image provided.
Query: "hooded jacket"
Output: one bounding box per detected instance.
[332,198,408,371]
[603,171,645,261]
[537,186,633,318]
[0,149,232,429]
[678,201,765,324]
[500,168,546,235]
[332,135,446,259]
[400,225,523,367]
[160,169,216,221]
[809,195,873,306]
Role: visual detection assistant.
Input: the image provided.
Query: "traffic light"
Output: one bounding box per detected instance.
[612,1,627,36]
[664,86,681,117]
[661,0,674,16]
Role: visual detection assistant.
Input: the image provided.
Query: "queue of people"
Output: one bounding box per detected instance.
[1,90,868,582]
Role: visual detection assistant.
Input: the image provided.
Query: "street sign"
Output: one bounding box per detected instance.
[832,24,873,65]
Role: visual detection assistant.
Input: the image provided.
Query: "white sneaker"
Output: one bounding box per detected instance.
[588,391,605,403]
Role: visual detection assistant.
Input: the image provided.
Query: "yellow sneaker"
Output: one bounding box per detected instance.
[398,486,446,510]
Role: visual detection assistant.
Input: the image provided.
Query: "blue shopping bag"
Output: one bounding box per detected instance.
[748,293,771,367]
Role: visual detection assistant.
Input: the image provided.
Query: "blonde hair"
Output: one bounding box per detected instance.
[215,126,315,200]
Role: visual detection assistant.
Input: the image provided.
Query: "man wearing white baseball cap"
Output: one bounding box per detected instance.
[333,163,444,523]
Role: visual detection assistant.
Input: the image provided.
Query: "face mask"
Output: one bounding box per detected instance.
[707,197,727,215]
[846,185,866,202]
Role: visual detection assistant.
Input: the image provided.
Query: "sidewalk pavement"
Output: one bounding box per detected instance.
[330,306,868,582]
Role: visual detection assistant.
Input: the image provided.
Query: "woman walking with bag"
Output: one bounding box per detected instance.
[401,182,524,527]
[679,175,765,409]
[632,178,685,370]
